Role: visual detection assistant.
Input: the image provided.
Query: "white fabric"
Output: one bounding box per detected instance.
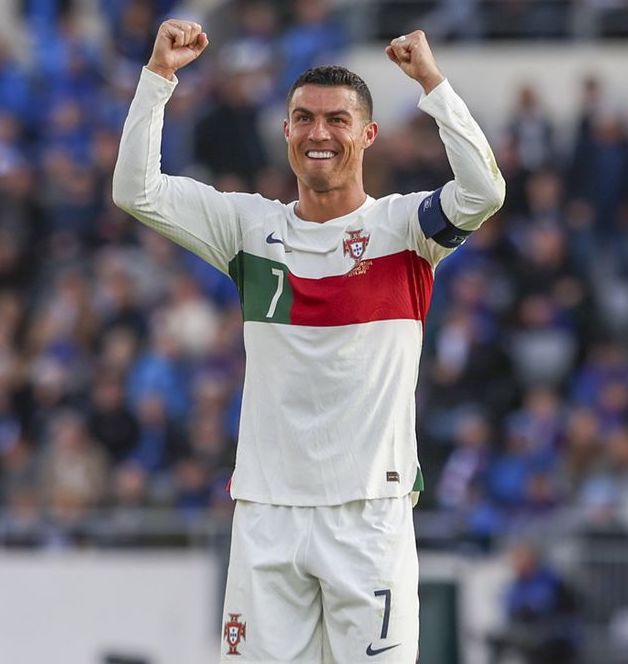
[112,68,505,506]
[221,497,419,663]
[237,319,422,504]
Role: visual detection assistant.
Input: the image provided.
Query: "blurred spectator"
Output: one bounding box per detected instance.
[556,407,604,502]
[41,150,101,239]
[0,431,38,507]
[188,408,234,472]
[217,0,279,105]
[0,158,43,291]
[0,484,44,547]
[109,0,157,68]
[423,277,516,441]
[162,272,221,358]
[277,0,348,96]
[569,105,628,235]
[88,371,139,464]
[128,392,187,474]
[437,410,492,511]
[568,76,604,187]
[380,112,452,195]
[505,387,563,460]
[0,38,30,119]
[420,0,483,41]
[578,426,628,526]
[571,341,628,409]
[18,356,79,446]
[161,77,201,174]
[488,426,537,511]
[522,169,563,225]
[510,221,593,349]
[507,85,555,173]
[94,261,148,344]
[127,313,189,420]
[487,539,579,664]
[105,461,151,545]
[98,326,141,377]
[509,293,578,387]
[173,456,211,519]
[39,409,110,534]
[194,62,270,190]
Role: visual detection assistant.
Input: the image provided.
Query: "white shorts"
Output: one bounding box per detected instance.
[220,496,419,663]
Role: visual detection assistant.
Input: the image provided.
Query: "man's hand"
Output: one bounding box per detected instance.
[147,19,209,80]
[385,30,444,94]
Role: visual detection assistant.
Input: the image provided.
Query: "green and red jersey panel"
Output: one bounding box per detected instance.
[229,250,434,326]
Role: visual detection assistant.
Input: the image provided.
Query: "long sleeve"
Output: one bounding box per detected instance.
[418,78,505,231]
[112,67,242,274]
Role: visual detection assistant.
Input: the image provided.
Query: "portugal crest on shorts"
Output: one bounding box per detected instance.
[343,229,372,276]
[224,613,246,655]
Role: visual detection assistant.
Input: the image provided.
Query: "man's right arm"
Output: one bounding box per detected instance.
[112,20,240,274]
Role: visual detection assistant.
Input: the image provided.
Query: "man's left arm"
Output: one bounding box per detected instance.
[387,31,505,247]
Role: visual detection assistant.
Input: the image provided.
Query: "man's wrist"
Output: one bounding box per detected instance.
[146,61,177,81]
[417,72,445,95]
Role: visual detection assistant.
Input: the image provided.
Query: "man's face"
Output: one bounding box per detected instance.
[284,85,378,193]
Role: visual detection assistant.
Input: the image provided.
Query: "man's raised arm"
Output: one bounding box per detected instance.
[112,20,240,274]
[386,30,506,232]
[112,19,208,209]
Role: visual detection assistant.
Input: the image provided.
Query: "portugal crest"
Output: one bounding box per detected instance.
[343,229,372,276]
[224,613,246,656]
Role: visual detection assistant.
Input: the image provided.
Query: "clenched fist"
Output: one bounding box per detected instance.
[385,30,444,94]
[147,19,209,80]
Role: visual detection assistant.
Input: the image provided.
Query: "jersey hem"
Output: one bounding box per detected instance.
[229,487,416,507]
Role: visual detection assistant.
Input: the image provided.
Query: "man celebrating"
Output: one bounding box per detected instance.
[113,19,504,663]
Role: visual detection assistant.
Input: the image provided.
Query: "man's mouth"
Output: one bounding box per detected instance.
[305,150,337,160]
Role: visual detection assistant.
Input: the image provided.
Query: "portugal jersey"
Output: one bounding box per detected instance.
[113,68,505,506]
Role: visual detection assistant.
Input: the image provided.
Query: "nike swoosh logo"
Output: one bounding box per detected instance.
[366,643,401,656]
[266,232,285,245]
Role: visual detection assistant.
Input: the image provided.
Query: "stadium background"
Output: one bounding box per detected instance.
[1,0,628,662]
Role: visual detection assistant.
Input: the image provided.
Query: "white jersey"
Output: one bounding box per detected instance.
[113,68,504,506]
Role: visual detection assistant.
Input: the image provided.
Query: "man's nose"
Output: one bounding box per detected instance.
[308,120,331,141]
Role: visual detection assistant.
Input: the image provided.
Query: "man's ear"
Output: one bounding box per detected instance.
[363,121,379,149]
[283,119,289,142]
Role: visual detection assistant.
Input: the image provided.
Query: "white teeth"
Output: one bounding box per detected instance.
[306,150,336,159]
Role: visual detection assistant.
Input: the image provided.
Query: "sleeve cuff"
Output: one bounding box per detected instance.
[417,78,456,112]
[137,66,179,101]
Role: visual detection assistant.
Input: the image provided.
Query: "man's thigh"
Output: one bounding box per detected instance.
[313,497,419,664]
[220,501,322,663]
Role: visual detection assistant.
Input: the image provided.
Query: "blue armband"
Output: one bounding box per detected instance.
[418,187,471,248]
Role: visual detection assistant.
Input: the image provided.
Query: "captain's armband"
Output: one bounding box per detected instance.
[418,187,471,248]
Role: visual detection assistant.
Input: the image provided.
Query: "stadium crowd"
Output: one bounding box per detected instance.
[0,0,627,550]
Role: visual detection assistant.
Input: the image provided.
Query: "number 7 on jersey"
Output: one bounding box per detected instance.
[266,268,284,318]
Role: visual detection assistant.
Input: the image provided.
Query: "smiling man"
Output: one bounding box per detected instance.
[113,19,504,663]
[284,71,378,217]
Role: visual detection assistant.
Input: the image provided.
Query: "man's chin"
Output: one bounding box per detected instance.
[302,174,335,193]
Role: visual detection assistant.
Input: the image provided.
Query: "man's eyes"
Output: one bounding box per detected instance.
[293,115,348,125]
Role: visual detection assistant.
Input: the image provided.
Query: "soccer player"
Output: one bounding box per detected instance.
[113,19,505,663]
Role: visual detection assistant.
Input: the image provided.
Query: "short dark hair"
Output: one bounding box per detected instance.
[287,65,373,121]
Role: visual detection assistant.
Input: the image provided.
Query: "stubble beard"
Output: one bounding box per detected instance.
[305,173,336,193]
[293,163,337,193]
